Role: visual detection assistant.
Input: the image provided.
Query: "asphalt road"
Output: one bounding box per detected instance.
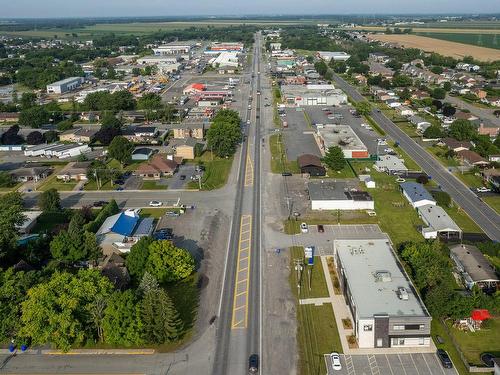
[445,94,499,126]
[331,73,500,241]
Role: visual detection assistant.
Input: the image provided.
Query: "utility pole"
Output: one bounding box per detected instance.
[294,258,304,295]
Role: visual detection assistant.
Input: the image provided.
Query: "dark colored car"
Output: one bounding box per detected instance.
[179,175,186,180]
[248,354,259,374]
[281,172,292,177]
[93,200,109,207]
[318,225,325,233]
[114,180,124,185]
[437,349,453,369]
[115,187,124,191]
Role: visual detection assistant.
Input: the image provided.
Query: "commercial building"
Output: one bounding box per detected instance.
[172,119,207,139]
[417,204,462,240]
[152,41,197,56]
[335,239,431,348]
[450,244,499,292]
[46,77,84,94]
[134,155,178,179]
[317,51,351,62]
[59,127,98,143]
[297,154,326,176]
[375,155,408,174]
[316,125,369,159]
[137,56,180,65]
[281,85,347,107]
[205,42,244,53]
[399,182,436,209]
[308,180,374,211]
[210,51,240,68]
[24,143,90,159]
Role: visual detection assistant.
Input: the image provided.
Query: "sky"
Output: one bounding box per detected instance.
[1,0,499,18]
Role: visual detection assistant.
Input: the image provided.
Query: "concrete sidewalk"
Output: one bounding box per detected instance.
[299,297,331,306]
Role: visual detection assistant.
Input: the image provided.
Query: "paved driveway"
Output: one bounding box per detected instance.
[282,107,321,160]
[170,164,197,190]
[325,353,458,375]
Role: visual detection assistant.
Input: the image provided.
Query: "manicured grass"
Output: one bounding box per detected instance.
[444,205,483,233]
[427,146,460,167]
[139,208,168,218]
[322,164,356,179]
[483,196,500,214]
[269,133,300,174]
[365,115,385,136]
[431,320,471,375]
[290,247,329,299]
[141,180,167,190]
[454,171,484,188]
[31,211,70,233]
[83,179,114,191]
[196,155,233,190]
[289,247,343,375]
[388,141,421,171]
[447,317,500,366]
[38,176,78,192]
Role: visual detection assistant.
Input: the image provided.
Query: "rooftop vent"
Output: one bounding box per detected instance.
[374,271,392,282]
[397,287,409,300]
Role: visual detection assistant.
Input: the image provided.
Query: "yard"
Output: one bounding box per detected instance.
[270,133,300,174]
[31,211,71,233]
[454,171,484,188]
[427,146,461,167]
[482,196,500,214]
[186,152,233,190]
[141,180,168,190]
[443,205,483,233]
[289,247,343,375]
[38,175,78,192]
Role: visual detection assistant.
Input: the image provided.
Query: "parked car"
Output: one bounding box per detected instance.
[330,352,342,371]
[476,187,491,193]
[93,200,109,207]
[437,349,453,369]
[383,148,394,154]
[300,222,308,233]
[179,175,186,181]
[149,200,162,207]
[115,187,124,191]
[248,354,259,374]
[281,172,292,177]
[317,224,325,233]
[165,211,180,217]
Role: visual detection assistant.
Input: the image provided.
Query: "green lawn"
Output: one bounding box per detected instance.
[31,211,70,233]
[269,133,300,174]
[431,320,471,375]
[322,164,356,179]
[483,196,500,214]
[83,179,114,191]
[139,208,168,218]
[289,247,343,375]
[427,146,460,167]
[447,317,500,366]
[444,205,483,233]
[388,141,421,171]
[454,172,484,188]
[195,153,233,190]
[38,176,78,192]
[290,247,329,299]
[141,180,167,190]
[0,183,21,192]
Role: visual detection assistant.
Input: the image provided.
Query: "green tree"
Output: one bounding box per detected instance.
[322,146,346,171]
[392,74,413,87]
[423,125,443,139]
[20,92,37,110]
[314,60,328,76]
[19,106,50,128]
[108,136,134,167]
[432,190,452,207]
[146,241,195,283]
[126,236,155,282]
[20,270,114,351]
[137,272,159,296]
[443,81,452,92]
[206,109,242,157]
[353,101,372,116]
[0,192,26,259]
[431,87,446,100]
[57,119,73,132]
[430,66,443,75]
[0,171,15,188]
[137,93,162,111]
[102,290,143,346]
[38,188,61,212]
[141,288,183,344]
[448,119,476,141]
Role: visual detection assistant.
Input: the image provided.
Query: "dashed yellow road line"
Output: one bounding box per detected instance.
[231,214,252,329]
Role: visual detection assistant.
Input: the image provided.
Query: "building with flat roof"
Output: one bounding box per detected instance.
[449,244,499,292]
[152,41,197,56]
[46,77,84,94]
[281,85,347,107]
[308,180,374,211]
[317,51,351,61]
[399,182,436,209]
[316,124,369,159]
[375,155,408,174]
[211,51,240,68]
[417,204,462,240]
[335,239,431,349]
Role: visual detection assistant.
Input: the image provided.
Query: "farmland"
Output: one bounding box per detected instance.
[366,34,500,61]
[349,26,500,34]
[415,32,500,50]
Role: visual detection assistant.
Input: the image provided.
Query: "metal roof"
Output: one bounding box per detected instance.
[133,218,154,237]
[111,212,139,236]
[400,182,436,204]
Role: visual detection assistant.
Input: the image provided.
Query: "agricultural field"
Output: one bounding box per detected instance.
[366,34,500,61]
[350,25,500,34]
[416,32,500,50]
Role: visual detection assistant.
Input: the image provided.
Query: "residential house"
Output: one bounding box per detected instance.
[488,97,500,107]
[456,150,489,167]
[134,154,178,179]
[472,88,487,100]
[398,106,414,117]
[400,182,436,209]
[369,52,390,63]
[98,253,130,290]
[478,123,499,138]
[411,90,430,100]
[56,161,91,181]
[59,127,98,143]
[297,154,326,176]
[481,168,500,191]
[417,204,462,240]
[408,116,431,132]
[440,138,472,153]
[0,112,20,123]
[10,167,52,182]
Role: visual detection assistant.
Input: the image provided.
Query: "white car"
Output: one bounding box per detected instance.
[383,148,394,153]
[247,120,251,125]
[330,352,342,371]
[377,139,387,146]
[300,222,308,233]
[149,200,163,207]
[476,187,491,193]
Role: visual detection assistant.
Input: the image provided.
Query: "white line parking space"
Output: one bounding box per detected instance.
[325,353,458,375]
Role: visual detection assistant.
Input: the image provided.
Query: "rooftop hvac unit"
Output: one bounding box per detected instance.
[397,287,409,300]
[374,271,392,282]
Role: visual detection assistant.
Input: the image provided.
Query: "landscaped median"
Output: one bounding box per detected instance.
[289,247,342,375]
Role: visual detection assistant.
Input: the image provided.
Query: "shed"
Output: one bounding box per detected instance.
[297,154,326,176]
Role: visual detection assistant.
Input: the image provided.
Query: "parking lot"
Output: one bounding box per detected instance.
[282,107,322,160]
[324,353,458,375]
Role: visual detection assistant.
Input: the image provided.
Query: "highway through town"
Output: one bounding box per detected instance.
[212,32,263,374]
[331,73,500,241]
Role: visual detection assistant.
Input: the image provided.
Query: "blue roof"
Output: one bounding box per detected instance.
[133,218,155,237]
[400,182,435,203]
[111,213,140,236]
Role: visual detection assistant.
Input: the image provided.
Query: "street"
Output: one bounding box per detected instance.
[331,73,500,241]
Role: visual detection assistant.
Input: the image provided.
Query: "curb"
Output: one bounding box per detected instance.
[0,349,156,355]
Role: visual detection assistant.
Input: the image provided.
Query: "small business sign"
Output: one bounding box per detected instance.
[304,246,315,265]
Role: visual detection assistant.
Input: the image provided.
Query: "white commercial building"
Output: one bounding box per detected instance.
[281,85,347,107]
[375,155,408,174]
[308,180,374,211]
[335,239,431,349]
[317,51,351,62]
[211,51,240,68]
[152,41,196,56]
[316,125,369,159]
[24,143,90,159]
[46,77,84,94]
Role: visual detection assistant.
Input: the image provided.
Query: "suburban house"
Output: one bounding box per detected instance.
[97,253,130,290]
[134,154,178,179]
[297,154,326,176]
[56,161,91,181]
[397,106,414,117]
[456,150,490,167]
[10,166,52,182]
[334,239,431,349]
[369,52,390,63]
[16,211,43,234]
[439,138,472,153]
[96,209,155,254]
[59,127,99,143]
[307,180,374,211]
[478,123,500,138]
[375,155,408,175]
[408,116,431,132]
[482,169,500,191]
[399,182,436,209]
[449,244,499,293]
[417,204,462,240]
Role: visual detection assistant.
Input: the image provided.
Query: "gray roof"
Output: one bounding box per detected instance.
[133,218,155,237]
[376,155,408,172]
[308,180,372,201]
[450,244,499,283]
[400,182,436,204]
[335,239,429,318]
[47,76,82,86]
[418,204,461,233]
